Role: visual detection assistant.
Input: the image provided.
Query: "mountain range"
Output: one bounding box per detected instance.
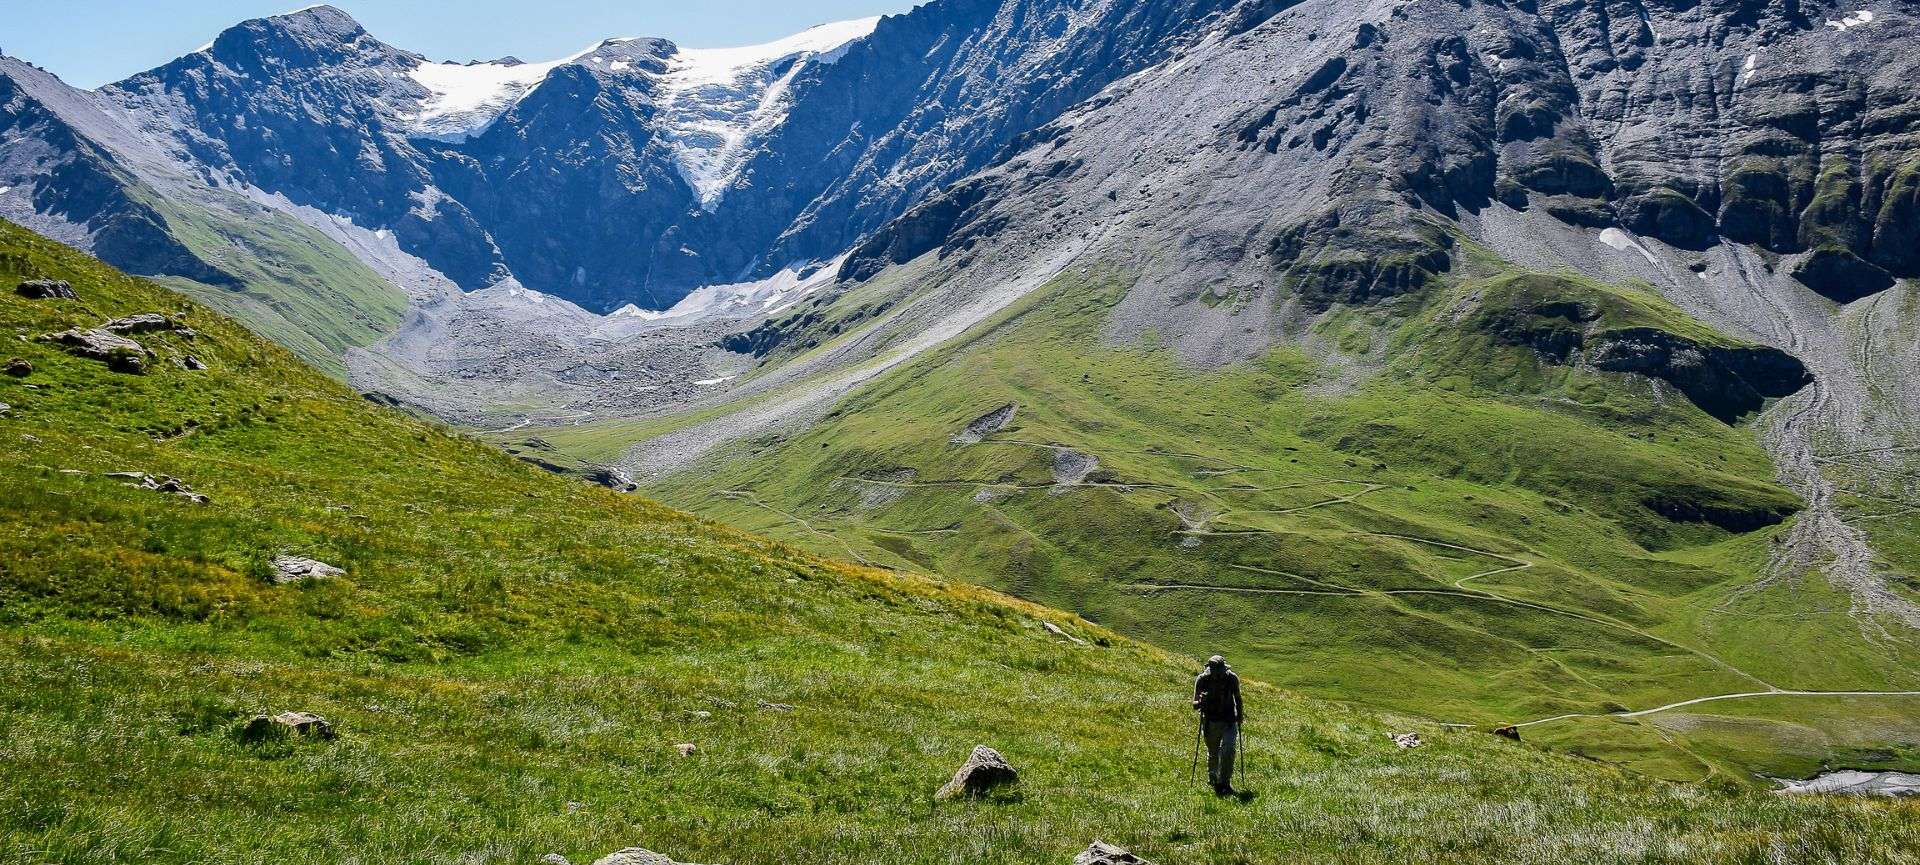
[4,0,1919,786]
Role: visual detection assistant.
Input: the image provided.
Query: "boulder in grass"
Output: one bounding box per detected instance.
[103,313,176,334]
[1493,725,1521,741]
[240,711,335,741]
[101,313,196,339]
[952,402,1017,444]
[935,745,1018,800]
[14,279,76,300]
[591,849,709,865]
[271,556,345,584]
[1390,732,1423,749]
[1075,841,1153,865]
[40,328,150,373]
[106,471,210,504]
[4,358,29,377]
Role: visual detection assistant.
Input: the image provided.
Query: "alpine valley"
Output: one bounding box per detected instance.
[4,0,1920,857]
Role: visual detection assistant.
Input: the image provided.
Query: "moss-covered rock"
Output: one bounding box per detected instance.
[1269,209,1454,310]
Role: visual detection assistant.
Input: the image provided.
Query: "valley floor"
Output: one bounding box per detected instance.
[9,219,1920,862]
[589,259,1920,786]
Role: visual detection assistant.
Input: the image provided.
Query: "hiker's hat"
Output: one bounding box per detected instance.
[1207,655,1226,666]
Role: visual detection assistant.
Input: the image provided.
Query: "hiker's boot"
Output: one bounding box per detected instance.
[1212,782,1233,796]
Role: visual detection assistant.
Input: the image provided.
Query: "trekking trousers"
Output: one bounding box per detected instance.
[1203,719,1239,787]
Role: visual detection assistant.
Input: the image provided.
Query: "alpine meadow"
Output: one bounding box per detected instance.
[3,0,1919,862]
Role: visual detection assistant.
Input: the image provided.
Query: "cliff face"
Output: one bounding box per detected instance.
[844,0,1920,318]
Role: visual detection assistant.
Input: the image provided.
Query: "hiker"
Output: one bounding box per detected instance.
[1193,654,1243,795]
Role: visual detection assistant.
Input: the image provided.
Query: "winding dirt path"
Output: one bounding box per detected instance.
[1511,690,1920,730]
[1133,546,1775,693]
[725,429,1920,731]
[717,490,884,568]
[482,409,595,435]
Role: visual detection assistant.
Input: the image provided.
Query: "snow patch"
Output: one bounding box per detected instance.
[507,284,549,304]
[1598,227,1662,268]
[1825,10,1876,29]
[1742,52,1758,82]
[609,303,670,321]
[655,18,881,207]
[693,376,738,386]
[402,46,595,142]
[0,187,12,196]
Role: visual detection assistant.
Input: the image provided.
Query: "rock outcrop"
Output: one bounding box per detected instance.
[935,745,1018,800]
[590,848,708,865]
[1051,449,1099,487]
[40,328,150,374]
[14,279,76,300]
[106,472,209,504]
[585,465,638,493]
[1585,330,1812,424]
[952,402,1017,445]
[270,556,345,583]
[103,313,192,337]
[1473,276,1813,423]
[1075,842,1153,865]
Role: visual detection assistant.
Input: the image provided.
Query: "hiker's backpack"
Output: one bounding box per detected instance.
[1196,670,1237,718]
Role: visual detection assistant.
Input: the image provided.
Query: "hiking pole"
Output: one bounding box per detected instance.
[1238,720,1247,791]
[1189,714,1202,785]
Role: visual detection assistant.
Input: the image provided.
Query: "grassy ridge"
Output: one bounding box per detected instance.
[641,263,1920,782]
[143,192,408,376]
[4,223,1919,862]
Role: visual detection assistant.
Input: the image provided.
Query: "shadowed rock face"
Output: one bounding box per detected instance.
[1585,329,1812,424]
[1642,488,1799,533]
[1480,290,1813,423]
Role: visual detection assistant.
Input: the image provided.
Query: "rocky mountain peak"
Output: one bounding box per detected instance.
[198,5,406,73]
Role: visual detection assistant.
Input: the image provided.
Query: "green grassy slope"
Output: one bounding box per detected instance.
[4,226,1919,862]
[640,260,1920,784]
[141,193,408,376]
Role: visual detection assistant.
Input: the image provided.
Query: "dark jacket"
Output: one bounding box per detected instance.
[1193,667,1243,722]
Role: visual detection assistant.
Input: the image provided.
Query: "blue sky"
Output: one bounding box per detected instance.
[6,1,920,89]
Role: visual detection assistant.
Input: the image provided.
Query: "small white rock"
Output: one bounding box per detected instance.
[271,555,345,584]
